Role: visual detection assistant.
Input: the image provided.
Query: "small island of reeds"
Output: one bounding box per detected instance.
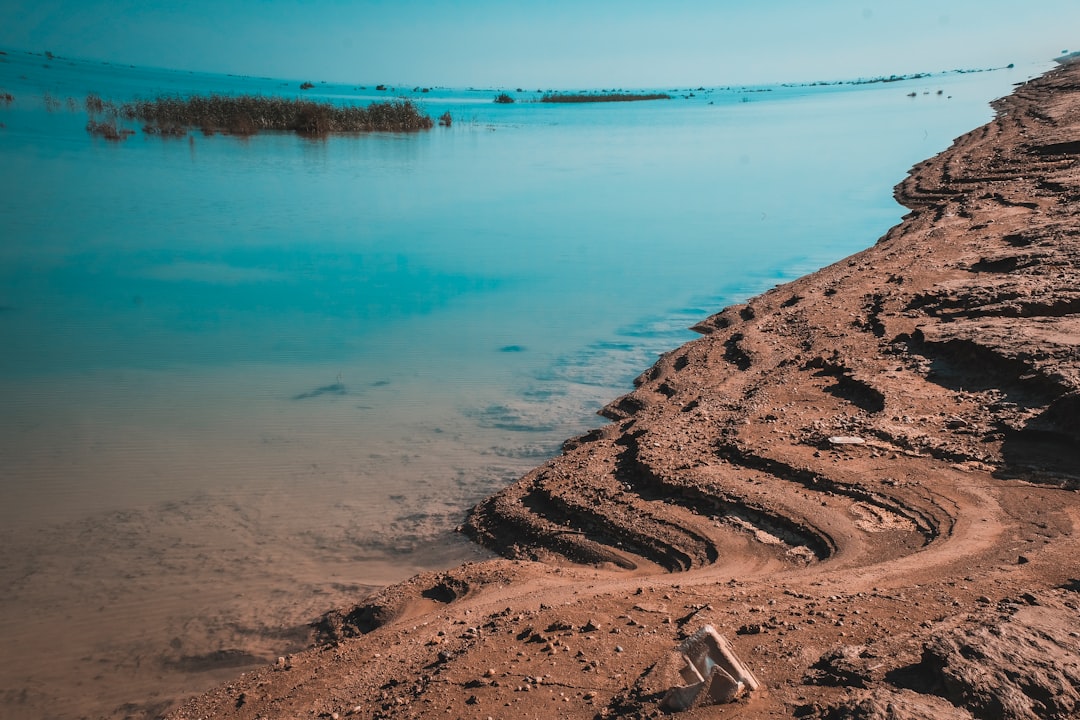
[539,92,671,103]
[86,93,435,139]
[127,94,434,135]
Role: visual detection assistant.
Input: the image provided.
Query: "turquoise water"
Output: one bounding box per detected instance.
[0,47,1049,716]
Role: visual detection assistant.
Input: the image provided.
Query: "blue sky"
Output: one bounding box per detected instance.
[2,1,1078,88]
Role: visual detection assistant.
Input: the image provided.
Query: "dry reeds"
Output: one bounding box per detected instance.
[84,93,134,139]
[142,122,187,137]
[86,118,133,141]
[120,94,433,136]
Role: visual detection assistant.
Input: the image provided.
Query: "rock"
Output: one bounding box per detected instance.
[804,688,976,719]
[805,645,878,688]
[828,435,866,445]
[914,606,1080,719]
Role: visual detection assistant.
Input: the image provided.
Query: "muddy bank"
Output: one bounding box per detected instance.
[170,58,1080,719]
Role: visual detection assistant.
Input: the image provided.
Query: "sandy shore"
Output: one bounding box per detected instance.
[169,58,1080,720]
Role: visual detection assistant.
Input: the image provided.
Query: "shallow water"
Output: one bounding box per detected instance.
[0,48,1048,717]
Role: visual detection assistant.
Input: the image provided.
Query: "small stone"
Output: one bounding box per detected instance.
[484,668,496,678]
[615,645,624,653]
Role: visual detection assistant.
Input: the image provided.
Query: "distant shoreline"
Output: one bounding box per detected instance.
[0,45,1019,100]
[539,92,671,103]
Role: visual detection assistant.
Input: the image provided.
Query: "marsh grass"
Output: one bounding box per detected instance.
[85,93,106,114]
[84,92,136,140]
[494,93,515,104]
[120,94,433,136]
[86,118,133,141]
[142,122,187,137]
[540,92,670,103]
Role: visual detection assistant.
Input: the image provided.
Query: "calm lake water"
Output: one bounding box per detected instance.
[0,48,1048,718]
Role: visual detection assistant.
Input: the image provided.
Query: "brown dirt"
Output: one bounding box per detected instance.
[167,60,1080,720]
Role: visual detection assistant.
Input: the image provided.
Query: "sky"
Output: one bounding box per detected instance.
[2,1,1079,89]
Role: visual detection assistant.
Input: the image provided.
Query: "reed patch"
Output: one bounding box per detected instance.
[110,94,434,137]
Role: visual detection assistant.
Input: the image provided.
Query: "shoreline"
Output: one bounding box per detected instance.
[7,51,1018,720]
[174,57,1080,718]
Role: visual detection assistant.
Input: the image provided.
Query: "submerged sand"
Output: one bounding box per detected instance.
[166,59,1080,719]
